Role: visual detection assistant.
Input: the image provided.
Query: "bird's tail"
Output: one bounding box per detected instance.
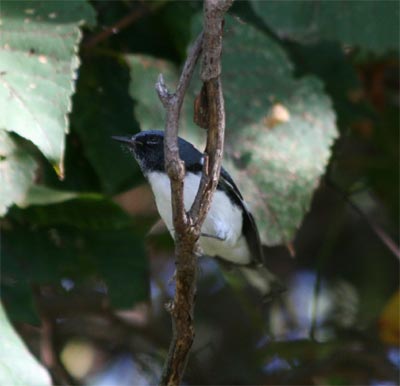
[239,265,285,301]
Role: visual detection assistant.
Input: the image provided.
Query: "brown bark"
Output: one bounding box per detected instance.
[156,1,233,385]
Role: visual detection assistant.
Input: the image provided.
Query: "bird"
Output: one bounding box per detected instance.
[112,130,284,298]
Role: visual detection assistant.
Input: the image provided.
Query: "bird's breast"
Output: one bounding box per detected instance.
[147,171,251,265]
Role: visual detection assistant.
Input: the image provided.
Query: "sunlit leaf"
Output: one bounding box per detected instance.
[0,130,37,216]
[0,0,96,174]
[20,184,79,207]
[219,16,337,245]
[126,54,204,144]
[128,16,338,245]
[0,302,51,385]
[284,41,363,130]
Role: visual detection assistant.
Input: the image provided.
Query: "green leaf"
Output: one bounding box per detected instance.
[3,198,149,320]
[0,302,51,385]
[251,0,400,53]
[20,184,79,207]
[128,16,338,245]
[71,55,142,194]
[1,281,37,324]
[14,195,136,230]
[40,131,105,194]
[219,16,338,245]
[84,229,149,307]
[158,1,200,60]
[127,55,176,130]
[285,41,364,129]
[0,0,96,175]
[104,1,197,62]
[126,54,204,143]
[0,130,37,216]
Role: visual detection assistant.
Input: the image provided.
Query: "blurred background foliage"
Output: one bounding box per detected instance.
[0,1,399,385]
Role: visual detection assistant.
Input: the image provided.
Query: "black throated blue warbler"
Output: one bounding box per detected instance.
[113,130,284,298]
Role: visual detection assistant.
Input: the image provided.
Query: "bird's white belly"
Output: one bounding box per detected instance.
[147,172,251,265]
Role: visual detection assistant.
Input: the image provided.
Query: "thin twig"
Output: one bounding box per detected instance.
[32,285,75,386]
[189,0,233,226]
[156,1,233,384]
[189,77,225,225]
[201,0,234,81]
[156,32,203,386]
[327,179,400,260]
[83,3,162,50]
[155,33,204,233]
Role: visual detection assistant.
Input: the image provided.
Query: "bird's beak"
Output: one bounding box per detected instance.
[111,135,133,145]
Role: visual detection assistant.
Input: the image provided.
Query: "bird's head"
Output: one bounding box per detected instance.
[113,130,204,175]
[112,130,166,173]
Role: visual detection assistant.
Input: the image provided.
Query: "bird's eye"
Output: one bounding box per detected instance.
[146,139,159,146]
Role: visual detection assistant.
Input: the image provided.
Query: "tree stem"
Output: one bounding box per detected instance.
[156,1,233,384]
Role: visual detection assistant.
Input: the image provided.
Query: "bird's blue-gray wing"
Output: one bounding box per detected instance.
[218,168,264,265]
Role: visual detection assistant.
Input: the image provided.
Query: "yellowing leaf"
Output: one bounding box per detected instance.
[379,290,400,346]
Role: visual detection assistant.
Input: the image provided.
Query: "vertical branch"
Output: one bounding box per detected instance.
[156,33,204,233]
[156,1,233,385]
[189,0,232,223]
[156,34,203,386]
